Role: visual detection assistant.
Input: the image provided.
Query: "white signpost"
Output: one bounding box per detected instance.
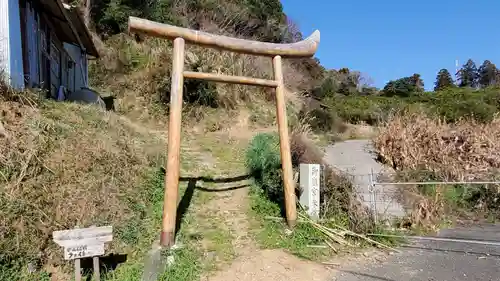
[53,226,113,281]
[299,164,321,220]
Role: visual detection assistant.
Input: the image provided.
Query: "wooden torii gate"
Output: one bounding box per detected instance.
[128,16,320,248]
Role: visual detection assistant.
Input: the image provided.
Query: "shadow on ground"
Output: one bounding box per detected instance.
[174,174,252,235]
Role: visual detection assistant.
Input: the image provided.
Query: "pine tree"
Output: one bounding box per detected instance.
[434,69,454,91]
[457,59,479,88]
[478,60,498,88]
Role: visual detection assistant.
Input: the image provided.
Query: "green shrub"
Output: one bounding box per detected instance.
[324,96,407,125]
[320,88,500,125]
[245,133,284,203]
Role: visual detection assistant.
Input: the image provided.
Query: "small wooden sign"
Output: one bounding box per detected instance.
[53,226,113,281]
[53,226,113,248]
[64,244,105,260]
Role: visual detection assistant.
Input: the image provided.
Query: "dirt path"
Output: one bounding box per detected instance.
[191,131,335,281]
[206,249,334,281]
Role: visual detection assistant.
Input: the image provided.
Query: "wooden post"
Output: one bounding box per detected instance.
[161,37,185,247]
[272,55,297,228]
[74,259,81,281]
[93,256,100,281]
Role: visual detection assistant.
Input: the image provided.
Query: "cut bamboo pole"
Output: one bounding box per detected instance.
[272,55,297,228]
[161,37,185,247]
[183,71,278,87]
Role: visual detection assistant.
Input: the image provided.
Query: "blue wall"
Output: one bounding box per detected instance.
[0,0,25,89]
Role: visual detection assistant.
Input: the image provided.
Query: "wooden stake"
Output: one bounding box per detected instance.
[272,55,297,228]
[93,256,100,281]
[74,258,81,281]
[161,37,185,247]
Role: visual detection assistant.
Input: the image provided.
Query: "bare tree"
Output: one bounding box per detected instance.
[83,0,91,27]
[282,16,302,43]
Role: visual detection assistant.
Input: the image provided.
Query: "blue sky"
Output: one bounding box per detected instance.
[281,0,500,90]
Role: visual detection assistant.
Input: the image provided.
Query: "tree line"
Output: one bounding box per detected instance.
[377,59,499,97]
[434,59,499,91]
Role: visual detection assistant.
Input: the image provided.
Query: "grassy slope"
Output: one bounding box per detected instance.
[0,87,262,280]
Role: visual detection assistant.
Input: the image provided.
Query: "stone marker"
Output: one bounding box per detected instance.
[299,164,321,220]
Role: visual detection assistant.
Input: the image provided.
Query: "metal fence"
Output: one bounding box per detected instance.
[339,169,500,224]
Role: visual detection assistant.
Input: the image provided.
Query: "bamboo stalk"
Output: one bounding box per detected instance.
[324,240,338,253]
[329,223,399,252]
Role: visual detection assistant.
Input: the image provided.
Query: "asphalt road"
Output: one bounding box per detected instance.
[333,224,500,281]
[324,140,405,219]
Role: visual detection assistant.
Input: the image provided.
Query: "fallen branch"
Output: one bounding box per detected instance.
[324,240,338,253]
[263,214,398,252]
[328,222,399,252]
[306,245,328,248]
[322,262,340,267]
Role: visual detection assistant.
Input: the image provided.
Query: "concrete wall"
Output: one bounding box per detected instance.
[0,0,25,89]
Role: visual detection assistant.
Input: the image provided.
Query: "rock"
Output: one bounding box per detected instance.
[166,255,175,266]
[27,262,37,273]
[205,251,216,259]
[171,241,183,250]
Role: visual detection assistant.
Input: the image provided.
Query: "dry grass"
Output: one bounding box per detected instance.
[374,111,500,229]
[374,111,500,181]
[0,83,164,267]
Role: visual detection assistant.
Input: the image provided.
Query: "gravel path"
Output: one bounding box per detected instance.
[323,139,405,219]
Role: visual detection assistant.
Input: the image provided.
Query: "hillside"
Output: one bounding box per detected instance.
[1,1,357,280]
[3,0,500,280]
